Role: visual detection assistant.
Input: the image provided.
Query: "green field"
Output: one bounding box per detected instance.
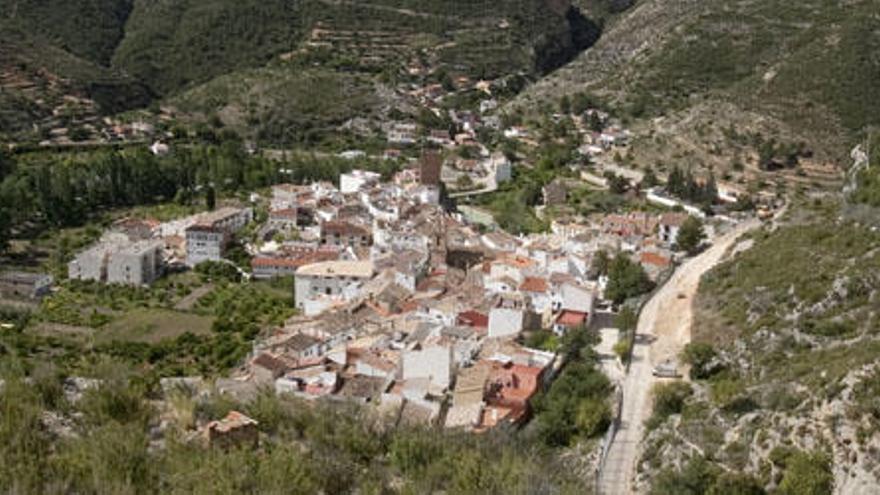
[98,309,214,344]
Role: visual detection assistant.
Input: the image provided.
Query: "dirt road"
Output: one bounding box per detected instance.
[598,219,759,494]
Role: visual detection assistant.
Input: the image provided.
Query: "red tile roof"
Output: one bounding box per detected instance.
[519,276,548,293]
[457,311,489,329]
[485,362,544,405]
[556,310,587,327]
[640,251,672,268]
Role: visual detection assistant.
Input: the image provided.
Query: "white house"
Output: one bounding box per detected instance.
[294,261,374,314]
[340,170,381,194]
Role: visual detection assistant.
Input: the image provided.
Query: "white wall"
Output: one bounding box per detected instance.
[488,307,524,338]
[403,345,453,389]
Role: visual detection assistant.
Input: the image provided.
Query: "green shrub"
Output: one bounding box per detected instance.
[646,382,693,430]
[777,450,833,495]
[681,342,720,379]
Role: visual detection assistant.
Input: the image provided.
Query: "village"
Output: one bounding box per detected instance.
[0,51,791,453]
[0,69,780,448]
[1,152,756,447]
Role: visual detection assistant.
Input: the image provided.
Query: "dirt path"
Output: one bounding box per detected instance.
[598,219,760,494]
[174,284,214,311]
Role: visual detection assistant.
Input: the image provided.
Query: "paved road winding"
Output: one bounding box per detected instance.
[598,220,759,494]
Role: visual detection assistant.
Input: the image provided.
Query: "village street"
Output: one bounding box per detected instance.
[598,218,760,494]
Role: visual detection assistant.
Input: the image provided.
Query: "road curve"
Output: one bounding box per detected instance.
[598,220,760,494]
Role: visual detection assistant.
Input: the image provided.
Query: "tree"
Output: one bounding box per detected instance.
[707,474,766,495]
[613,337,633,362]
[574,399,611,437]
[702,172,718,205]
[0,149,13,180]
[615,305,638,331]
[641,167,659,189]
[205,185,216,211]
[605,172,629,195]
[667,166,685,197]
[675,216,706,254]
[605,253,654,305]
[651,456,718,495]
[571,91,596,115]
[590,250,610,278]
[559,95,571,114]
[588,111,604,132]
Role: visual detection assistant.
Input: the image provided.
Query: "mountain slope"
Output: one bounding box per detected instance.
[0,0,133,65]
[0,22,149,139]
[0,0,598,143]
[516,0,880,164]
[638,202,880,493]
[113,0,596,97]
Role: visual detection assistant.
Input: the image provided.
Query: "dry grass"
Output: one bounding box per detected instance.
[98,309,214,344]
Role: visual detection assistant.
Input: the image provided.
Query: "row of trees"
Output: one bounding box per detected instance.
[666,166,718,207]
[0,145,401,247]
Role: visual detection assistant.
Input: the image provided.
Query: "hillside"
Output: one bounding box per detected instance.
[113,0,595,96]
[0,0,132,65]
[0,0,599,143]
[0,22,148,141]
[515,0,880,171]
[169,67,389,146]
[637,199,880,493]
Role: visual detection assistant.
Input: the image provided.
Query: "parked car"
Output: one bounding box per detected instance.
[652,360,681,378]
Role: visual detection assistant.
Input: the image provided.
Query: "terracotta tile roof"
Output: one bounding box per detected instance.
[556,310,587,327]
[251,249,340,269]
[519,276,548,293]
[640,251,672,268]
[485,362,544,405]
[497,255,535,269]
[270,208,297,219]
[321,220,370,237]
[251,257,304,268]
[457,310,489,329]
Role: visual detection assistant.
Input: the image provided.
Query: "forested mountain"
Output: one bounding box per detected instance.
[0,0,598,142]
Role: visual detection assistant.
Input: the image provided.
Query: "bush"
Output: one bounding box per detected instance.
[534,361,611,446]
[195,261,241,283]
[652,456,766,495]
[675,216,706,255]
[613,337,633,362]
[777,450,833,495]
[523,330,560,352]
[647,382,692,430]
[681,342,720,379]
